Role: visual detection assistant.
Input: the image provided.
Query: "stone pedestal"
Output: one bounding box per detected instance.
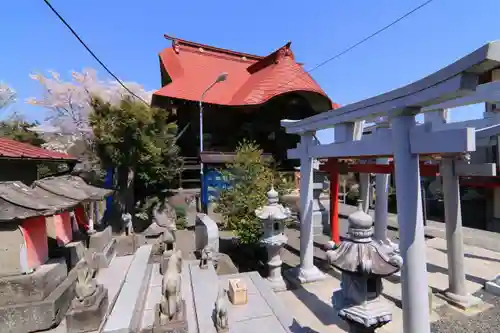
[485,275,500,295]
[284,265,326,288]
[115,233,146,256]
[0,258,78,332]
[88,226,117,268]
[49,241,87,272]
[152,301,188,333]
[66,284,109,333]
[334,290,392,333]
[266,243,287,291]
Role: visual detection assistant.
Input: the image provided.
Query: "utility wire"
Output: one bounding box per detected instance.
[42,0,191,142]
[279,0,437,90]
[42,0,149,105]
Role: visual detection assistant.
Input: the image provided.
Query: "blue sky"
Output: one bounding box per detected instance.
[1,0,499,142]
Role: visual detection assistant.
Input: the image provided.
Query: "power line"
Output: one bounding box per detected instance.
[280,0,437,90]
[42,0,149,105]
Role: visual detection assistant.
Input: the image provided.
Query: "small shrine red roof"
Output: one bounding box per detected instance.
[154,35,338,109]
[0,137,77,161]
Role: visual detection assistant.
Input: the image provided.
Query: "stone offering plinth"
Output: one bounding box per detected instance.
[66,284,109,333]
[151,301,188,333]
[0,258,79,333]
[88,226,117,268]
[115,233,146,256]
[228,278,248,305]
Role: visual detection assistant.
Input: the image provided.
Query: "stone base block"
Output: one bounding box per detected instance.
[149,301,188,333]
[0,258,67,306]
[66,285,109,333]
[485,275,500,296]
[88,226,112,253]
[115,234,146,256]
[93,239,117,269]
[436,289,482,310]
[283,266,326,289]
[267,277,287,292]
[50,241,86,271]
[0,259,80,332]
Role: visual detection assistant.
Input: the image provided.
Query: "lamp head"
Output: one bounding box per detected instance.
[216,72,228,83]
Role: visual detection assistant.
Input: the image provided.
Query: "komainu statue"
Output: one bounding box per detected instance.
[213,287,229,332]
[121,212,134,236]
[199,245,213,269]
[74,255,98,306]
[159,253,183,321]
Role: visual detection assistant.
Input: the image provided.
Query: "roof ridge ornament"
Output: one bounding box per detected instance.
[173,39,180,54]
[275,44,294,64]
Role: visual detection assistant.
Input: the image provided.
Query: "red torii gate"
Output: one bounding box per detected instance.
[319,158,440,245]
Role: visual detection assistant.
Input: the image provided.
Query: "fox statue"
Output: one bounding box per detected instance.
[160,251,183,320]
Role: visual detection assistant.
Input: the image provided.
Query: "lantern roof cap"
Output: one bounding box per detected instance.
[255,187,290,221]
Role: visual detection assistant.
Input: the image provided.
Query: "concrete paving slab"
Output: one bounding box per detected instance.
[229,292,273,323]
[230,315,288,333]
[218,273,260,295]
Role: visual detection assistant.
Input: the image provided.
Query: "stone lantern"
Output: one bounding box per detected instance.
[326,201,402,333]
[256,187,291,291]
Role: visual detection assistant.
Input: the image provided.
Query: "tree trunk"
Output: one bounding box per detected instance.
[115,165,135,233]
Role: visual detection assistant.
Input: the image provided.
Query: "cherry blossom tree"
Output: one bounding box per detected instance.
[26,69,154,185]
[27,69,153,153]
[0,82,16,111]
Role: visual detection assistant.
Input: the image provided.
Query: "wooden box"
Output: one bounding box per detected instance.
[228,278,248,305]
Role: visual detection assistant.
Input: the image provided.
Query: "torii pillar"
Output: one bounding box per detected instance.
[391,113,431,333]
[372,119,399,253]
[285,132,326,285]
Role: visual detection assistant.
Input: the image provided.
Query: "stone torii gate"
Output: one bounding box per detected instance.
[282,41,500,333]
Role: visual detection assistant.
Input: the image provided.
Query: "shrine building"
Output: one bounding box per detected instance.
[151,35,337,188]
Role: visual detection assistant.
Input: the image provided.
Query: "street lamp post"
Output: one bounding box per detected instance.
[199,72,228,213]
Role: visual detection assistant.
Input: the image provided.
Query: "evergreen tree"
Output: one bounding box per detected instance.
[89,96,182,230]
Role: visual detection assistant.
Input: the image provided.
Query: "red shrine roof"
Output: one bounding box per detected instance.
[0,137,77,161]
[154,35,337,109]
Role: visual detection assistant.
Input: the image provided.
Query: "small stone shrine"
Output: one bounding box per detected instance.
[33,175,116,268]
[256,186,290,291]
[0,181,79,332]
[326,201,402,333]
[65,252,109,333]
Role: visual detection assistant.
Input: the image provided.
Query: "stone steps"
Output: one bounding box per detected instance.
[102,244,153,333]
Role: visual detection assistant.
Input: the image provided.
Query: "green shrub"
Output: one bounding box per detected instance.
[215,140,293,245]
